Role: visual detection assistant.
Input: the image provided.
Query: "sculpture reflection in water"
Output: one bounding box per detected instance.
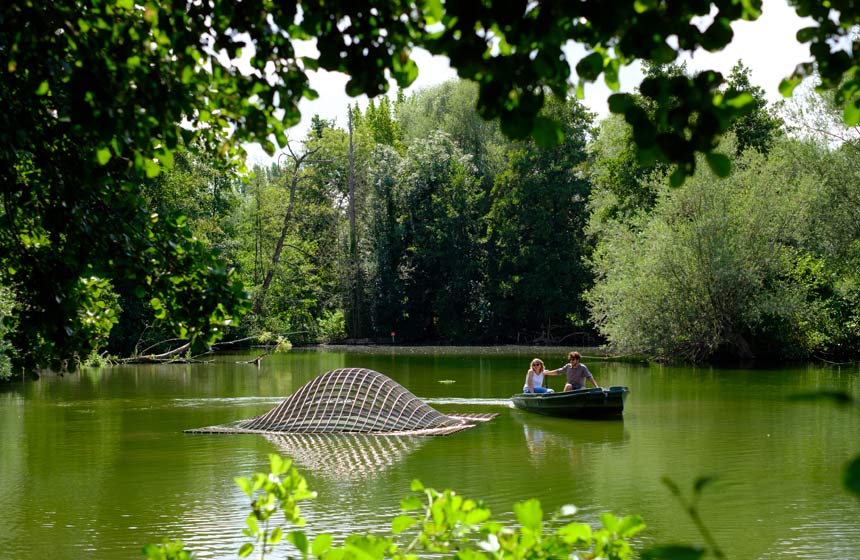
[186,368,496,480]
[264,433,426,482]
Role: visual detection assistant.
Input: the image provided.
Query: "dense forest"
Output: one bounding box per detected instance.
[3,0,860,378]
[5,62,851,375]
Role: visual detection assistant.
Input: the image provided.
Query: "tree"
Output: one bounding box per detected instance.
[724,61,784,155]
[388,131,487,341]
[485,97,596,342]
[586,139,839,361]
[4,0,860,370]
[365,146,408,339]
[397,80,508,187]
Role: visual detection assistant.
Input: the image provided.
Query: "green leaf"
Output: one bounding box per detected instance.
[235,476,252,497]
[410,479,425,492]
[633,0,658,13]
[844,455,860,498]
[533,116,562,148]
[843,99,860,126]
[246,514,259,535]
[513,499,543,531]
[238,543,254,558]
[723,91,754,109]
[575,52,605,82]
[701,18,733,51]
[557,522,592,544]
[604,58,620,90]
[423,0,444,24]
[150,298,167,319]
[796,26,818,43]
[642,545,706,559]
[96,147,112,165]
[311,533,333,556]
[651,43,676,64]
[599,512,620,532]
[392,56,419,87]
[36,80,50,95]
[608,93,633,113]
[400,495,423,511]
[143,158,160,178]
[288,530,309,553]
[464,507,491,525]
[391,514,417,534]
[669,165,687,187]
[705,152,731,177]
[779,77,802,97]
[268,527,283,544]
[616,514,646,537]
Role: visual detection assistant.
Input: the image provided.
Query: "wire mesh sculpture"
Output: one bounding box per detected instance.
[187,367,496,436]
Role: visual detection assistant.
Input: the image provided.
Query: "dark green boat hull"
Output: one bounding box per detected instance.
[511,386,629,419]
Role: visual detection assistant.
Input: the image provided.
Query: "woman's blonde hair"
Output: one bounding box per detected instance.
[530,358,544,368]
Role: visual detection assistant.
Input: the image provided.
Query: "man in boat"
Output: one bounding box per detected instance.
[548,351,601,392]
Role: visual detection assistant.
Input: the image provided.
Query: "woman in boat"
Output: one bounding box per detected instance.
[548,351,601,392]
[523,358,560,394]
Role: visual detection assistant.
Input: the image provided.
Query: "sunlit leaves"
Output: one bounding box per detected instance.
[233,454,317,558]
[558,522,592,545]
[391,515,417,534]
[513,499,543,532]
[142,539,194,560]
[96,147,112,165]
[843,99,860,126]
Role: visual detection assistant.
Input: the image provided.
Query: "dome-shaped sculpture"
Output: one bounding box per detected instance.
[187,368,495,436]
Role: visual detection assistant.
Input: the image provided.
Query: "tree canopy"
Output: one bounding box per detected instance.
[3,0,860,370]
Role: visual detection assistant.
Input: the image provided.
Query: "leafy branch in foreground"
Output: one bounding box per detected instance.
[143,454,644,560]
[640,477,723,560]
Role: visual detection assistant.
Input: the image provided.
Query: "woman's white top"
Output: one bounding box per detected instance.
[523,370,545,392]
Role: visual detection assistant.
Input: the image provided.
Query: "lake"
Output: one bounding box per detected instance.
[1,347,859,559]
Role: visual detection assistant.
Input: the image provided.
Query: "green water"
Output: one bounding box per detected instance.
[1,347,859,559]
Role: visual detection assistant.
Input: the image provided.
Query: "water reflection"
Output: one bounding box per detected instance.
[515,413,629,467]
[265,433,427,481]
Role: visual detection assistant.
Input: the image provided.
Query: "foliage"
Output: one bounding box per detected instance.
[781,81,860,150]
[724,62,784,156]
[5,0,860,369]
[484,97,596,342]
[144,454,645,560]
[587,114,661,230]
[0,285,14,380]
[586,142,831,361]
[397,80,508,187]
[317,310,347,344]
[234,454,316,559]
[364,145,408,339]
[232,160,341,345]
[377,131,487,341]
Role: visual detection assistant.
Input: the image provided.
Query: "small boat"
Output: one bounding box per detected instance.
[511,386,629,419]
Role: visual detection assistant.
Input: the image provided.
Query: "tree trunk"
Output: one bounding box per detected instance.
[252,143,320,315]
[347,109,361,337]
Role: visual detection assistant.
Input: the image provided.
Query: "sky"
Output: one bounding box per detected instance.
[245,0,812,166]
